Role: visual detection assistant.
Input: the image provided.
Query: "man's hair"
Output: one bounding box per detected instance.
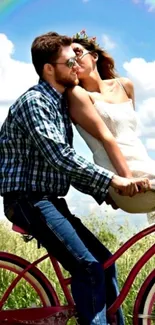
[31,32,72,77]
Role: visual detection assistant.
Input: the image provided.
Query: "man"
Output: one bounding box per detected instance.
[0,32,149,325]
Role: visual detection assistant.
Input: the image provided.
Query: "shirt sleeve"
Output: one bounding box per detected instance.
[17,93,114,204]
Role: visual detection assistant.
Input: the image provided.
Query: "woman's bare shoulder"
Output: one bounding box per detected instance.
[67,86,96,105]
[119,77,134,91]
[67,85,87,98]
[119,77,135,107]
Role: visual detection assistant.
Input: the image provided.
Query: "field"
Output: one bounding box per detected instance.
[0,218,154,324]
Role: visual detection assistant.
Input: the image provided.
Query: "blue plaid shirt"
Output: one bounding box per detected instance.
[0,79,113,204]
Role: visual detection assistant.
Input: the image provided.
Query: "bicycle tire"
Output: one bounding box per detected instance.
[0,252,58,310]
[138,277,155,325]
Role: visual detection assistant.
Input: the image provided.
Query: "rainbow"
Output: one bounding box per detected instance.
[0,0,30,22]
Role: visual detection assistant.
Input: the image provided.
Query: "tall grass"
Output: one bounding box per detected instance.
[0,218,154,324]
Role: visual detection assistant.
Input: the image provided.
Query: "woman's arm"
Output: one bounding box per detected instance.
[67,86,132,178]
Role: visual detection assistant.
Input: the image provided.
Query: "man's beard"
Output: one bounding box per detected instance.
[55,71,79,88]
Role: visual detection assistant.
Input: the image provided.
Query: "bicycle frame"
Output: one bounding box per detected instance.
[0,223,154,324]
[104,224,155,316]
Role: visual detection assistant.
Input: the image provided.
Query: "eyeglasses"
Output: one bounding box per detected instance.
[78,51,91,60]
[51,57,78,69]
[73,48,91,60]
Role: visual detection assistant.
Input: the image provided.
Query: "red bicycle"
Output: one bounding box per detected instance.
[0,223,154,324]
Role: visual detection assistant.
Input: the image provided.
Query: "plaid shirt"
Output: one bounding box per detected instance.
[0,79,113,204]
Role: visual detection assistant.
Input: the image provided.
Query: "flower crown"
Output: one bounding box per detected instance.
[73,29,98,46]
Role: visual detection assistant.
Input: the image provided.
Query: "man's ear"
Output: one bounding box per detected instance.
[44,63,54,76]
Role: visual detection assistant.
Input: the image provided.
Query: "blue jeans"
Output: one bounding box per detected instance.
[3,193,124,325]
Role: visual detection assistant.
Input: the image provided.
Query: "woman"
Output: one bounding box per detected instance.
[67,31,155,220]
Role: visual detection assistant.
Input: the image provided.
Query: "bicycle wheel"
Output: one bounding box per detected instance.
[138,278,155,325]
[0,252,77,324]
[0,252,58,310]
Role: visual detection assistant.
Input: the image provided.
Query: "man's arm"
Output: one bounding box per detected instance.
[17,93,150,204]
[17,92,113,204]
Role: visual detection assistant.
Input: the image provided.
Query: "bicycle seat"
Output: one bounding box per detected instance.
[12,224,28,234]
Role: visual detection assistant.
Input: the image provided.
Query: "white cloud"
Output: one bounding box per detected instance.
[145,0,155,11]
[0,33,38,122]
[132,0,141,3]
[102,34,117,50]
[0,103,10,126]
[132,0,155,12]
[0,33,38,218]
[65,185,118,218]
[123,58,155,140]
[123,58,155,99]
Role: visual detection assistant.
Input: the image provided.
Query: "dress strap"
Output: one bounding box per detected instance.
[116,78,128,97]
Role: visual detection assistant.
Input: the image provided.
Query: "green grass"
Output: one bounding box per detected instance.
[0,218,154,324]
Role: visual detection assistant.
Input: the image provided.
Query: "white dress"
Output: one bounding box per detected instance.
[76,98,155,217]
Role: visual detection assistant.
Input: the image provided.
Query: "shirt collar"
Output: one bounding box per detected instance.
[38,79,63,101]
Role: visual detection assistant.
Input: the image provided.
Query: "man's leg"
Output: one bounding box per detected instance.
[61,204,124,325]
[4,195,108,325]
[54,198,124,325]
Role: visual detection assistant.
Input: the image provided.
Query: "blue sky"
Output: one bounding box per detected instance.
[0,0,155,229]
[0,0,155,64]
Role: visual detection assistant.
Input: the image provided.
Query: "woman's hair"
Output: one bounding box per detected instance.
[72,36,118,80]
[31,32,72,78]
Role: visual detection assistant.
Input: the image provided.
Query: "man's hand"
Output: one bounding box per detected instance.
[105,193,119,210]
[110,175,151,197]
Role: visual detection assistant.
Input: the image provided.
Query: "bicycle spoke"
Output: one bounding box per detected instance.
[0,268,43,309]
